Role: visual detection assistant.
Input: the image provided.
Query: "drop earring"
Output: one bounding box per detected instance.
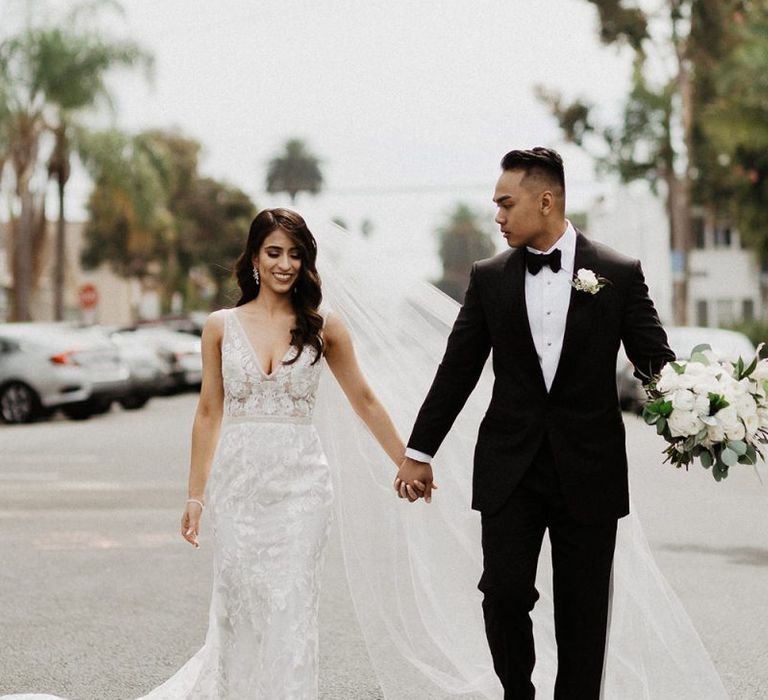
[252,266,260,284]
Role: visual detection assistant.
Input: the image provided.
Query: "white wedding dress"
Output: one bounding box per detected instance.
[138,309,335,699]
[4,308,334,700]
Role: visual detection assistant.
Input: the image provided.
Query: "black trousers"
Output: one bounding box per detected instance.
[478,438,617,700]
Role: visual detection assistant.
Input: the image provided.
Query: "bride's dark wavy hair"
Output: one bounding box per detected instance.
[234,208,323,365]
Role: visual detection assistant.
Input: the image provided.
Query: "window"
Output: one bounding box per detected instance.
[692,217,706,249]
[716,299,735,326]
[742,299,755,322]
[695,300,708,327]
[713,225,732,248]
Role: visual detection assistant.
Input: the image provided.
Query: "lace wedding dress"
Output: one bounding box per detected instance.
[141,309,334,699]
[4,307,334,700]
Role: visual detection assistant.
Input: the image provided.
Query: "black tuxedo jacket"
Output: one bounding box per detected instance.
[408,231,674,522]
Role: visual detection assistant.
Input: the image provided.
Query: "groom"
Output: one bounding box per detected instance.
[396,147,674,699]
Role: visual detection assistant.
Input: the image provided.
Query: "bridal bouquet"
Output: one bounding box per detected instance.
[643,344,768,480]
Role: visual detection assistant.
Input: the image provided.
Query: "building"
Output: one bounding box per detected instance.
[0,220,153,325]
[587,183,763,328]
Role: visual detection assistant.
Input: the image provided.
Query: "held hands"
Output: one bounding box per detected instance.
[394,457,437,503]
[181,499,204,548]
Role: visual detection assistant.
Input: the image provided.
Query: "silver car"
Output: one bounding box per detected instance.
[617,326,757,413]
[0,325,91,423]
[118,327,203,392]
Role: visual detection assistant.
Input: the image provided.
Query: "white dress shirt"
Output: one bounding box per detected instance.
[405,221,576,464]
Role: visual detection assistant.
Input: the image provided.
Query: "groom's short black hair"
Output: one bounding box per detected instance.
[500,147,565,196]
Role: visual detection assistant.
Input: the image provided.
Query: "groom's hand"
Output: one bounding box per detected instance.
[395,457,437,503]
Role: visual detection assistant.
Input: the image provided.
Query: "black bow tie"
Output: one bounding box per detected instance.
[526,248,562,275]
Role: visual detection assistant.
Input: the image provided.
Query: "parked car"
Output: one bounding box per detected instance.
[115,326,202,392]
[79,326,169,410]
[617,326,757,414]
[0,326,93,423]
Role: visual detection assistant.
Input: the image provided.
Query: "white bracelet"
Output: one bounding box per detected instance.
[186,498,205,510]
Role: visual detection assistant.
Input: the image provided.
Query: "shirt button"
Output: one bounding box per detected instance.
[547,281,552,286]
[546,311,552,316]
[547,342,552,347]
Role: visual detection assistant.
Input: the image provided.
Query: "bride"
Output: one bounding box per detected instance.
[3,208,728,699]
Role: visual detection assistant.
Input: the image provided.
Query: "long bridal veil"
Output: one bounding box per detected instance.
[314,223,729,699]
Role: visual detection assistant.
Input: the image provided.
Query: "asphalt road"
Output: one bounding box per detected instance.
[0,394,766,699]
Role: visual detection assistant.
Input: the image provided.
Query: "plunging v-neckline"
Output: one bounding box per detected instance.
[231,309,294,378]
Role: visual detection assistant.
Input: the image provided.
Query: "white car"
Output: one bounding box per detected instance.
[617,326,757,414]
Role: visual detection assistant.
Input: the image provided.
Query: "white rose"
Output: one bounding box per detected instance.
[706,422,726,444]
[751,360,768,382]
[693,393,711,415]
[716,406,739,433]
[577,268,598,286]
[726,421,746,441]
[734,392,758,418]
[657,370,684,394]
[744,413,760,437]
[671,389,695,412]
[668,409,704,438]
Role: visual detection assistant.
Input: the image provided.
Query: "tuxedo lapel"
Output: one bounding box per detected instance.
[503,249,548,394]
[550,232,598,394]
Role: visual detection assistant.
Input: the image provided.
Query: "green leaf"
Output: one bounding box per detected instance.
[708,393,730,413]
[743,356,758,378]
[700,450,713,468]
[658,400,674,417]
[726,440,748,456]
[670,361,685,375]
[713,461,729,481]
[742,444,758,465]
[690,352,711,365]
[644,411,660,425]
[656,417,667,435]
[736,357,745,377]
[691,343,713,355]
[720,446,738,467]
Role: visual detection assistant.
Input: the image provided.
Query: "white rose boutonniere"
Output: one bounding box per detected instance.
[571,268,607,295]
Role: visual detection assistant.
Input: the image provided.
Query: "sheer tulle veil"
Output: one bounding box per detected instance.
[314,222,728,699]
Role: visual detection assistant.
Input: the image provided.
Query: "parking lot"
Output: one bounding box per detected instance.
[1,394,767,698]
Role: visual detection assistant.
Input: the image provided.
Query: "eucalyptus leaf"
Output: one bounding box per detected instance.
[720,447,738,467]
[690,343,712,355]
[726,440,748,456]
[690,352,710,366]
[743,444,758,465]
[700,450,713,468]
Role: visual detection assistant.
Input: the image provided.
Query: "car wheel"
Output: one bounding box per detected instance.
[0,382,40,424]
[119,395,150,410]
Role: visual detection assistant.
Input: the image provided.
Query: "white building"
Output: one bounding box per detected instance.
[586,184,763,328]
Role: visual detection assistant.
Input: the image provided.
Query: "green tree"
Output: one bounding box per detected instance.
[80,128,256,313]
[182,177,255,309]
[265,139,323,203]
[537,0,741,325]
[700,3,768,257]
[434,204,496,302]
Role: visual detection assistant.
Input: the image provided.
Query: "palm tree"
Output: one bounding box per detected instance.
[40,15,152,319]
[265,139,323,203]
[0,1,151,321]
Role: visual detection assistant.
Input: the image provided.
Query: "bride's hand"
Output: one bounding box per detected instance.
[181,501,203,548]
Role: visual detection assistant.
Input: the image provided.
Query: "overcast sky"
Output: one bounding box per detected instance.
[19,0,637,278]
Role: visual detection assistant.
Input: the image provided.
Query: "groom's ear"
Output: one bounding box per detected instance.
[539,190,554,215]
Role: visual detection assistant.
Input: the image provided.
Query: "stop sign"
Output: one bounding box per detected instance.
[78,283,99,310]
